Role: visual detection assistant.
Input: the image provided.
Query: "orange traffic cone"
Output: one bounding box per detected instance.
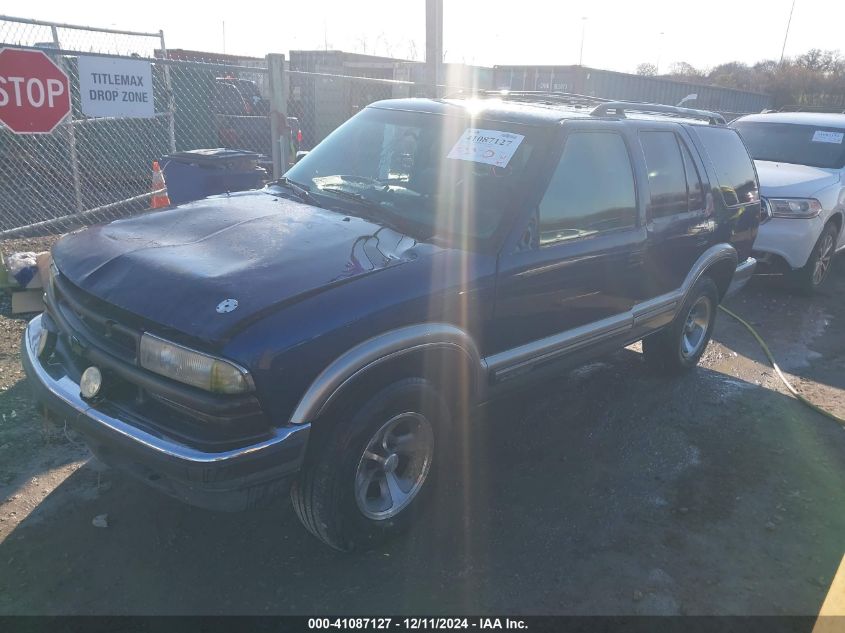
[150,161,171,209]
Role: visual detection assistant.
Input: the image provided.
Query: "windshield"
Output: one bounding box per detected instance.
[733,121,845,169]
[283,106,544,247]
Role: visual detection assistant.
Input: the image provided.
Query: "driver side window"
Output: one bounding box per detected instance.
[538,132,637,246]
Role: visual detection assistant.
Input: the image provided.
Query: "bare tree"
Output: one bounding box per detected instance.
[708,62,755,90]
[636,63,657,76]
[668,61,704,79]
[795,49,841,74]
[697,49,845,109]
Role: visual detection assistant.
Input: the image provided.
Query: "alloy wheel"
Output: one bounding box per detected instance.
[812,233,835,286]
[681,296,712,358]
[354,412,434,520]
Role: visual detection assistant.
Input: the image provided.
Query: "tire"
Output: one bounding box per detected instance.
[791,222,839,294]
[290,378,449,551]
[643,276,719,373]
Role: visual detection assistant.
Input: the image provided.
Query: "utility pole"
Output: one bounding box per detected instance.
[656,31,665,74]
[779,0,797,64]
[579,17,587,66]
[426,0,443,97]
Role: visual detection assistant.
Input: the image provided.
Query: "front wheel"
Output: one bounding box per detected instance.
[792,222,838,294]
[643,276,719,373]
[290,378,449,551]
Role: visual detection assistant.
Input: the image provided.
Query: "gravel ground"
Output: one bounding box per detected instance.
[0,258,843,615]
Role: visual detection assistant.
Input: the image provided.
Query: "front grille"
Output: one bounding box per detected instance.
[47,273,268,446]
[45,271,269,450]
[51,274,140,363]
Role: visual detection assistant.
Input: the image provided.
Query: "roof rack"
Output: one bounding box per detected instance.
[446,89,612,109]
[591,101,726,125]
[445,91,727,124]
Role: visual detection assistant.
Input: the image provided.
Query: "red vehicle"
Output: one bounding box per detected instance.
[213,77,301,163]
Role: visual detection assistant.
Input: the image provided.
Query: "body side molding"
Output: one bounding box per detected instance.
[485,243,738,381]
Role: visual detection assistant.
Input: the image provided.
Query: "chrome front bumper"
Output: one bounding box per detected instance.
[22,314,309,510]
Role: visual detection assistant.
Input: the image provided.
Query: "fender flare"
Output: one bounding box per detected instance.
[289,323,484,425]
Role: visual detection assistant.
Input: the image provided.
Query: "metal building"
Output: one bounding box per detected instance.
[494,65,772,116]
[288,51,412,148]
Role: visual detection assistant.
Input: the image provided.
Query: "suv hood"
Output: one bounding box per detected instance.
[52,191,433,343]
[755,160,841,198]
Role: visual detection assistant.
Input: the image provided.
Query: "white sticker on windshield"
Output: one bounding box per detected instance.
[447,128,525,167]
[812,130,844,144]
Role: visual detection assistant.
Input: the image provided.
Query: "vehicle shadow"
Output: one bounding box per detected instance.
[0,379,88,505]
[2,345,845,616]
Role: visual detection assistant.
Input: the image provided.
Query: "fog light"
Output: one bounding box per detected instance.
[80,366,103,400]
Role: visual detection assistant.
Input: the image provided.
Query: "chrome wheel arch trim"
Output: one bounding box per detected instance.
[288,323,484,425]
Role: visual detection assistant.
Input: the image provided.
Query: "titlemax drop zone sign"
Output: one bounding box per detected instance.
[78,55,154,119]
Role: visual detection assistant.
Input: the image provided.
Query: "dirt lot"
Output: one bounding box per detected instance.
[0,260,843,615]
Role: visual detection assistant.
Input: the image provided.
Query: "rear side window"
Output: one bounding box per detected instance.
[694,127,759,207]
[640,131,688,219]
[681,141,706,210]
[538,132,637,245]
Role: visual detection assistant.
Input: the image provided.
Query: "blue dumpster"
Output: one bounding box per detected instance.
[160,148,268,205]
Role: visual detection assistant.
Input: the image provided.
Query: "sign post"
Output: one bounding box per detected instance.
[50,25,84,214]
[267,53,288,180]
[0,47,71,134]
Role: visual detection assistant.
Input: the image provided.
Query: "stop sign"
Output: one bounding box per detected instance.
[0,47,71,134]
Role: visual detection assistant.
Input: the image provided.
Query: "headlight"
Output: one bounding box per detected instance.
[766,197,822,219]
[139,333,252,394]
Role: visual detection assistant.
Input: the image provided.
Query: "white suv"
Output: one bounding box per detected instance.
[732,112,845,292]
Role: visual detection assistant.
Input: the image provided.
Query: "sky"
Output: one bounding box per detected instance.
[9,0,845,73]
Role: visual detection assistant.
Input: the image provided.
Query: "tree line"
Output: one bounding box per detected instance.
[636,49,845,110]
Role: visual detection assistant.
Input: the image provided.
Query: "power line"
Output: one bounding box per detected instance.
[779,0,797,64]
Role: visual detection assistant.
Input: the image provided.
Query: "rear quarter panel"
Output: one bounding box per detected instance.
[686,125,761,262]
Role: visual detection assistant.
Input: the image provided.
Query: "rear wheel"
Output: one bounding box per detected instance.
[792,222,838,294]
[290,378,448,551]
[643,276,719,373]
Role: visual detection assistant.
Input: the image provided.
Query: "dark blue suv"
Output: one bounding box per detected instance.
[22,95,760,550]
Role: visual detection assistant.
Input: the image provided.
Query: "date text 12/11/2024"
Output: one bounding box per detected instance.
[307,618,528,630]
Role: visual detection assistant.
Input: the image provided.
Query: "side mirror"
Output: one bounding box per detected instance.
[295,151,309,164]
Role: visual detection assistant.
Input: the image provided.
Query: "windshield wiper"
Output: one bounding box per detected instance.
[273,177,318,206]
[317,186,378,205]
[316,186,416,236]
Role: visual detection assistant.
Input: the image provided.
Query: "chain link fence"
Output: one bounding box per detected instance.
[1,15,763,250]
[289,70,416,152]
[0,16,279,244]
[0,15,442,251]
